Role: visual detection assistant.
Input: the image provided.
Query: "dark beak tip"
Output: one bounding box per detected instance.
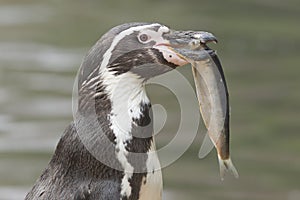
[201,32,217,44]
[201,39,218,45]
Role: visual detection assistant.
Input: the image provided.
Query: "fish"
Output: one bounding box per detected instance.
[173,45,239,180]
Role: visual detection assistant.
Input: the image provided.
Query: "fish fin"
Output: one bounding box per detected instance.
[218,156,239,180]
[198,134,214,159]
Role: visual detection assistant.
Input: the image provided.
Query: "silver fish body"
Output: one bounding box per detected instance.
[173,47,239,180]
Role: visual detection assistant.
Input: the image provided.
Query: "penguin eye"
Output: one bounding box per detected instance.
[138,34,150,43]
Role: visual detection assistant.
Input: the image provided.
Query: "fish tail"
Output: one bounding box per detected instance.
[218,155,239,180]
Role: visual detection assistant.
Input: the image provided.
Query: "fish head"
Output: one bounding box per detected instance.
[153,29,218,64]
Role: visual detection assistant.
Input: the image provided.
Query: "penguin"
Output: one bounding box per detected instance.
[25,22,217,200]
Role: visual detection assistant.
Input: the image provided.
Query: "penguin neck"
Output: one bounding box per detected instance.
[101,71,154,153]
[97,72,158,199]
[79,65,155,153]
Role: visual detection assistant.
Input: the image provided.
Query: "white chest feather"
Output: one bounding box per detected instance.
[139,171,162,200]
[100,66,153,198]
[139,141,163,200]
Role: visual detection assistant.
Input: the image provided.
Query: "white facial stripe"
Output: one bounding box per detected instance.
[158,25,170,33]
[100,23,161,70]
[138,29,169,45]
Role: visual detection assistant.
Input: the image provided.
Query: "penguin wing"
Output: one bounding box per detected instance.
[74,180,121,200]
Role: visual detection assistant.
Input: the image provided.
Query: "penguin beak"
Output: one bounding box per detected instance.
[163,30,217,49]
[153,30,218,66]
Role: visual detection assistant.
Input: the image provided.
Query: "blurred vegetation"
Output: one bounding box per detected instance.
[0,0,300,199]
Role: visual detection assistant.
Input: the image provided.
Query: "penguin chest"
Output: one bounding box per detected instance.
[139,168,162,200]
[138,150,162,200]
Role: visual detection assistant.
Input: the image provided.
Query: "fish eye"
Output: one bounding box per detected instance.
[138,34,150,43]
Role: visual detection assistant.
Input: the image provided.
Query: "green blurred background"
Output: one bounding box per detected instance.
[0,0,300,199]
